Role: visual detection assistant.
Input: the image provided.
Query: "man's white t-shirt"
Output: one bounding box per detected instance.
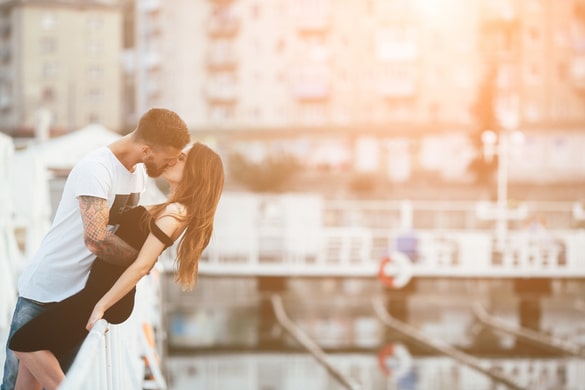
[18,146,146,303]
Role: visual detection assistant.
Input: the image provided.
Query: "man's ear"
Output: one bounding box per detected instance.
[142,144,151,156]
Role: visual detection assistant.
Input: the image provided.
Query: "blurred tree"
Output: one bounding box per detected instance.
[468,67,498,186]
[228,153,299,192]
[348,172,377,195]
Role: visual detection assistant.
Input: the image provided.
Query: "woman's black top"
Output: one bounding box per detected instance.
[9,206,173,358]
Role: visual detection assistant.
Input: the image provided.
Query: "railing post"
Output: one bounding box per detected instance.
[105,328,113,390]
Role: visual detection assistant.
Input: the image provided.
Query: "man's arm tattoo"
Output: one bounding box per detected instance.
[79,196,138,266]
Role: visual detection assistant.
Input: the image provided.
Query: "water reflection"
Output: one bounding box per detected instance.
[163,276,585,389]
[167,354,583,390]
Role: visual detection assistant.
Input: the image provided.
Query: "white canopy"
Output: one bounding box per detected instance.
[0,133,20,330]
[30,123,123,170]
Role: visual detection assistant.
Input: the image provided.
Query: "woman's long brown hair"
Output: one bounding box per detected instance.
[149,142,224,290]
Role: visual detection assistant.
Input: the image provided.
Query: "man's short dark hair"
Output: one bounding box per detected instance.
[135,108,190,149]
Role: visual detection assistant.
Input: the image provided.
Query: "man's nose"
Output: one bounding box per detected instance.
[166,159,178,168]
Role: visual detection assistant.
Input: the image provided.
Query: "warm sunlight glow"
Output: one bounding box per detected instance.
[414,0,444,18]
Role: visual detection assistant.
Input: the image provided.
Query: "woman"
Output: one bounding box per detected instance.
[9,142,224,390]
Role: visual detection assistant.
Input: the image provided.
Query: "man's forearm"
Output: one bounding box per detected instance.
[91,233,138,266]
[78,196,139,266]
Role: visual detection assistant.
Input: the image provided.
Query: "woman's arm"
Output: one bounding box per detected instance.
[86,213,182,330]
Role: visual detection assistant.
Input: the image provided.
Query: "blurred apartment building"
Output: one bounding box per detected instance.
[1,0,585,184]
[128,0,585,186]
[0,0,122,135]
[129,0,585,130]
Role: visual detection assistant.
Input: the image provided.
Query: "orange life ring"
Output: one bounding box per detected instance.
[377,252,413,289]
[377,343,395,376]
[377,342,411,378]
[378,256,396,288]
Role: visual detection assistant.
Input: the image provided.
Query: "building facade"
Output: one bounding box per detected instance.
[131,0,585,130]
[0,0,122,136]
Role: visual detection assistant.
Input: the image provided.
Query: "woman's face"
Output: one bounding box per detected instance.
[161,144,192,185]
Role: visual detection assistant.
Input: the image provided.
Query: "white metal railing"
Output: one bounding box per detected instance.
[58,272,167,390]
[57,319,160,390]
[58,319,112,390]
[165,352,585,390]
[195,226,585,278]
[163,194,585,279]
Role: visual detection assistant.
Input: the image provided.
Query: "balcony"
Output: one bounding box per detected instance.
[374,1,417,23]
[144,51,161,70]
[208,15,240,38]
[292,64,331,101]
[0,20,10,37]
[297,17,330,34]
[376,41,418,62]
[206,84,238,104]
[140,0,161,13]
[293,82,330,101]
[146,79,160,98]
[295,0,330,34]
[481,0,518,24]
[378,79,416,99]
[0,46,10,63]
[0,94,11,109]
[207,52,238,71]
[571,55,585,90]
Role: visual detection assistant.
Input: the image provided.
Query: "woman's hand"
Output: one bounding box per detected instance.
[86,304,105,331]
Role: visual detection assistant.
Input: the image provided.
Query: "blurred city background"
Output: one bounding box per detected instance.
[1,0,585,389]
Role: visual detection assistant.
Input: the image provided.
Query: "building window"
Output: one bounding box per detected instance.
[40,37,57,54]
[527,0,543,12]
[42,63,58,78]
[41,13,56,30]
[209,104,235,123]
[88,88,102,104]
[88,65,103,80]
[0,83,10,108]
[41,87,55,102]
[557,61,568,82]
[251,3,261,19]
[209,39,236,65]
[524,63,541,85]
[89,113,100,123]
[87,15,104,31]
[299,102,327,125]
[87,41,103,57]
[453,64,473,87]
[387,102,413,122]
[524,101,540,122]
[526,25,541,49]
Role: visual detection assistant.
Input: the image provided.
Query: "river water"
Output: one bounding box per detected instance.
[162,276,585,390]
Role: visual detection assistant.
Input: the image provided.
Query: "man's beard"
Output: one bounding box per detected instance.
[145,163,164,178]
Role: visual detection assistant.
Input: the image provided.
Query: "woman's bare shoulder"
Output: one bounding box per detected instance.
[163,202,187,219]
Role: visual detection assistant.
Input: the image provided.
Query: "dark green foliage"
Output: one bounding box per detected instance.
[228,153,299,192]
[348,173,377,194]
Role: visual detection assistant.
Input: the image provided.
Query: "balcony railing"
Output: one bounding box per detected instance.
[208,17,240,38]
[207,52,238,71]
[571,55,585,90]
[206,84,238,103]
[378,80,417,98]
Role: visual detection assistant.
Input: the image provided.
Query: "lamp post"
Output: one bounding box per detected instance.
[481,95,522,252]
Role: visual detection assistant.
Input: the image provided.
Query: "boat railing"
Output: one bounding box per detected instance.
[160,193,585,278]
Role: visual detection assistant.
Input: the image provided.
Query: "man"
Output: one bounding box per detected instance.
[1,108,190,390]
